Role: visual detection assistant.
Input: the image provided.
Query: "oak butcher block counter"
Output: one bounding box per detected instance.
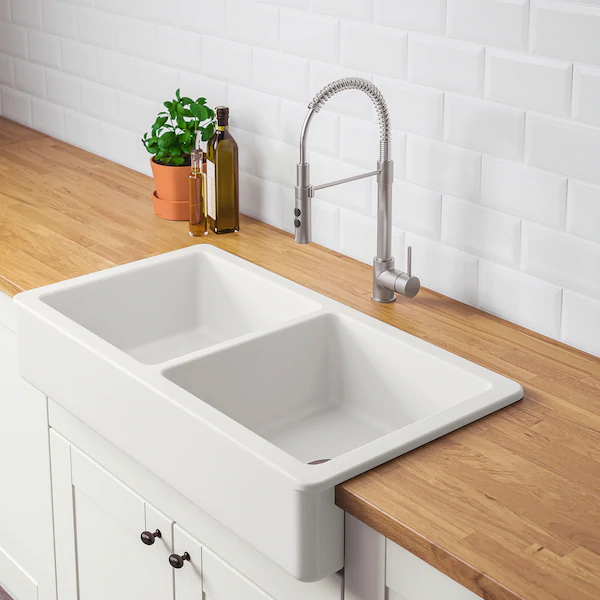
[1,118,599,600]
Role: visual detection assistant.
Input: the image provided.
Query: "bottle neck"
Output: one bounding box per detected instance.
[217,124,229,132]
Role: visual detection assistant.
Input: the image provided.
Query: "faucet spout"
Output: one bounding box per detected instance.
[294,77,420,302]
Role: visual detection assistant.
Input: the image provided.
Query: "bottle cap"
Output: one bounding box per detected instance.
[216,106,229,127]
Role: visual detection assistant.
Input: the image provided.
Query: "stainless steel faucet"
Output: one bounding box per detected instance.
[294,77,420,302]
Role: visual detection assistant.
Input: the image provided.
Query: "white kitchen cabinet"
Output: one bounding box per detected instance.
[344,514,481,600]
[50,431,174,600]
[50,432,277,600]
[0,293,56,600]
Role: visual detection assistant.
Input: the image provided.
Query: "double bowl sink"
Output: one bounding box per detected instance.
[16,245,522,581]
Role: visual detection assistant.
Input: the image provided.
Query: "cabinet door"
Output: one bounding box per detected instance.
[202,547,274,600]
[0,323,56,600]
[172,524,273,600]
[50,431,175,600]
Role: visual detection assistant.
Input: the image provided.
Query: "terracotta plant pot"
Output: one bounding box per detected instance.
[152,190,189,221]
[150,157,191,221]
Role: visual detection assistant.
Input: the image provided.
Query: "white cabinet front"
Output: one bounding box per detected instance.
[50,432,276,600]
[50,432,174,600]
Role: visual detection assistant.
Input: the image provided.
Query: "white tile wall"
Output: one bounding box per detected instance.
[1,0,600,357]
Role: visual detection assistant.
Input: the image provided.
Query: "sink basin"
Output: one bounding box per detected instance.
[164,313,495,465]
[42,249,319,364]
[16,245,522,582]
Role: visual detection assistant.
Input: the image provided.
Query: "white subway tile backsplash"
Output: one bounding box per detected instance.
[227,0,280,50]
[522,222,600,298]
[0,23,28,58]
[526,114,600,185]
[253,137,297,186]
[202,38,253,88]
[254,49,309,102]
[442,195,521,266]
[311,199,340,251]
[486,50,572,117]
[81,80,117,121]
[341,22,407,80]
[157,26,201,72]
[572,66,600,127]
[281,10,339,63]
[393,181,442,239]
[375,76,443,139]
[310,151,373,214]
[115,16,156,62]
[31,97,64,138]
[0,0,10,20]
[97,49,137,94]
[407,135,482,201]
[408,35,484,97]
[312,0,372,21]
[0,54,13,86]
[27,30,61,68]
[478,260,563,338]
[42,0,77,39]
[178,72,227,108]
[374,0,446,35]
[14,57,45,97]
[2,0,600,357]
[115,92,160,136]
[406,232,479,304]
[77,6,115,49]
[567,181,600,244]
[176,0,226,36]
[444,94,525,161]
[61,39,96,80]
[11,0,42,29]
[0,85,31,125]
[448,0,529,51]
[339,209,378,264]
[46,69,80,110]
[227,85,281,139]
[136,58,179,104]
[481,156,567,228]
[562,291,600,356]
[532,0,600,67]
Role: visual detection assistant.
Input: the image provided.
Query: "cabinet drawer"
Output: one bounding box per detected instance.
[386,540,480,600]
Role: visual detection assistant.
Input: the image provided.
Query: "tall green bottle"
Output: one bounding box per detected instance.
[206,106,239,234]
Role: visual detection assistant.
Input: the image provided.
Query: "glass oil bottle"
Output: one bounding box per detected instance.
[189,148,207,237]
[206,106,239,234]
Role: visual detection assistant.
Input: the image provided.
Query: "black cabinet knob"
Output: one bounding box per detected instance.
[140,529,162,546]
[169,552,191,569]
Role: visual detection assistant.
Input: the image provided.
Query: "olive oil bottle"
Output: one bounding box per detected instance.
[206,106,239,234]
[189,149,207,236]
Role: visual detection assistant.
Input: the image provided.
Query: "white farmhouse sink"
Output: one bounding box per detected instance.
[16,245,522,582]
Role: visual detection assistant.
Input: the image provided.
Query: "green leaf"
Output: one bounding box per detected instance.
[201,123,215,141]
[157,131,177,149]
[153,116,168,129]
[189,103,205,120]
[175,88,181,101]
[181,130,192,144]
[180,96,193,105]
[171,156,185,165]
[196,97,207,105]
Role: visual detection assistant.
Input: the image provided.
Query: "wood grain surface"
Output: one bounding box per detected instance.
[1,118,599,600]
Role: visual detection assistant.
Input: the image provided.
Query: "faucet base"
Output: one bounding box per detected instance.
[372,258,397,303]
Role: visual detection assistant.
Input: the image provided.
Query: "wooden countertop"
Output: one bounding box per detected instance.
[2,118,599,600]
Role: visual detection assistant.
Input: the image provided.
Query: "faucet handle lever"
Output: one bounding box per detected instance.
[407,246,413,278]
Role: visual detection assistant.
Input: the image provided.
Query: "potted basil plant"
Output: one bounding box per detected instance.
[142,89,215,221]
